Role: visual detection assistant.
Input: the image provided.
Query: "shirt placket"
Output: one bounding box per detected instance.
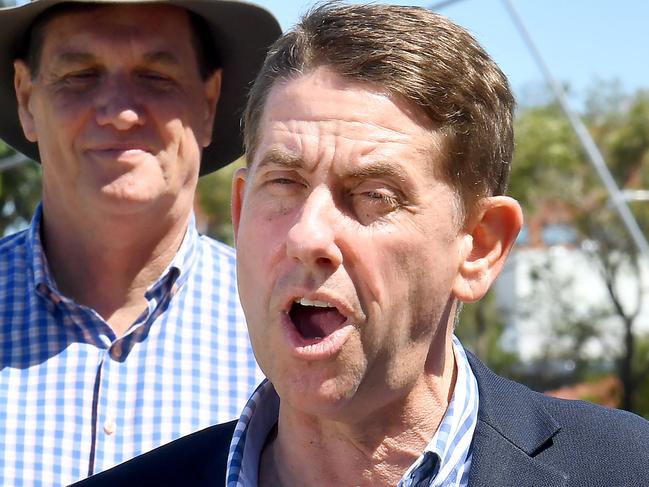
[91,339,126,475]
[90,279,174,474]
[399,451,439,487]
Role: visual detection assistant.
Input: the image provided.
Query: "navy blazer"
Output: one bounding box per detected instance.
[74,352,649,486]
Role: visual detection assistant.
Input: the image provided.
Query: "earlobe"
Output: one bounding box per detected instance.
[202,68,222,147]
[14,60,37,142]
[231,166,248,245]
[452,196,523,302]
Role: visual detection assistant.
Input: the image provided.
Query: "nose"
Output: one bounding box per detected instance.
[286,188,343,271]
[95,74,145,130]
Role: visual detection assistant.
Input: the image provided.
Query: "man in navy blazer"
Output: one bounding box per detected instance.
[77,3,649,486]
[75,352,649,486]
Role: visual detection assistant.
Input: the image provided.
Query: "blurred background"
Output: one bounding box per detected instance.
[1,0,647,417]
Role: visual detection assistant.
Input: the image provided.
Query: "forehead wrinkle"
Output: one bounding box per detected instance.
[42,7,193,61]
[277,117,418,144]
[50,45,181,64]
[53,51,96,65]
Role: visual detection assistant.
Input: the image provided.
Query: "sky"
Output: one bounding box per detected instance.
[256,0,649,108]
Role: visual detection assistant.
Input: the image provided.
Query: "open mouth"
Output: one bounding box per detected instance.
[289,298,347,340]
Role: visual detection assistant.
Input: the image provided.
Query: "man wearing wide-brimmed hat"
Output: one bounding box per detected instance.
[0,0,280,484]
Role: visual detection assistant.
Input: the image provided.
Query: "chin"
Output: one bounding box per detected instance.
[91,187,163,215]
[276,369,363,420]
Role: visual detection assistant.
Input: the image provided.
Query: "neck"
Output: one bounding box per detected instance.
[261,339,458,487]
[41,200,191,337]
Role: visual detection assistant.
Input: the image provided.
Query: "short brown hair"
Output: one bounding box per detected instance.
[243,2,515,216]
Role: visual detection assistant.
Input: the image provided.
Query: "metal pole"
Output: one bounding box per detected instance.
[429,0,466,10]
[502,0,649,261]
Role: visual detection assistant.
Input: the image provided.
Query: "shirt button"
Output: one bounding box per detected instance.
[103,417,117,435]
[111,342,123,359]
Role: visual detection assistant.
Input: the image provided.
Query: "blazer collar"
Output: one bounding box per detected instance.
[466,352,569,487]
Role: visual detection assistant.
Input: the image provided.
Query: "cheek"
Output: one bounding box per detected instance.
[33,97,82,145]
[235,235,260,296]
[370,232,457,320]
[236,210,283,294]
[163,118,194,148]
[151,93,204,143]
[359,233,424,300]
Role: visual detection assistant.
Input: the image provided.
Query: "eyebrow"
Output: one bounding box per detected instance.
[54,51,97,66]
[142,51,182,67]
[345,160,406,181]
[255,149,409,182]
[256,149,304,170]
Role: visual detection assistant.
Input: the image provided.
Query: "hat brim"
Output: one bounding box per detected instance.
[0,0,280,175]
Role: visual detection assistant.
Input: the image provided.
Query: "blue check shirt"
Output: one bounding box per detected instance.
[0,204,264,486]
[226,336,478,486]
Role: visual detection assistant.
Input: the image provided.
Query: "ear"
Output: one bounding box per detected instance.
[231,166,248,245]
[14,60,38,142]
[201,68,222,147]
[452,196,523,303]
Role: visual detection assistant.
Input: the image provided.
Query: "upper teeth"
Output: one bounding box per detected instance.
[296,298,333,308]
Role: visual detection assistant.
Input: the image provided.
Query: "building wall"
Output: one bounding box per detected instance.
[495,245,649,363]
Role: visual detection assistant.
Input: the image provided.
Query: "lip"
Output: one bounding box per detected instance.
[84,144,153,159]
[282,292,355,320]
[280,291,357,361]
[281,311,355,361]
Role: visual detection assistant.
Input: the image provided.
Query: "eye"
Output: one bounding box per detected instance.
[251,169,307,217]
[139,71,170,81]
[60,69,101,89]
[259,169,306,191]
[364,190,398,205]
[136,70,176,89]
[349,185,402,224]
[263,175,307,198]
[67,70,99,79]
[269,177,299,186]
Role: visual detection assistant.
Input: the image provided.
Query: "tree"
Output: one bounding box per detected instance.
[457,291,519,379]
[195,157,244,245]
[0,141,41,237]
[510,85,649,415]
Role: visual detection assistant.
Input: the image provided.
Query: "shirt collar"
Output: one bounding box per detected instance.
[227,380,279,486]
[27,203,56,293]
[226,336,479,487]
[398,336,479,486]
[27,206,200,342]
[27,205,198,296]
[145,213,199,298]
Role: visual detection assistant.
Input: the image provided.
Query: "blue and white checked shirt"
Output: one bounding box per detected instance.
[226,336,479,486]
[0,204,264,486]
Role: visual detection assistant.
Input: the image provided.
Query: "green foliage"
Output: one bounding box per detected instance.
[632,336,649,419]
[0,141,41,237]
[195,157,244,245]
[510,84,649,413]
[457,290,519,377]
[510,102,596,214]
[605,91,649,186]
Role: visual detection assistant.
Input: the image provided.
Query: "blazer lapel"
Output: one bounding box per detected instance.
[466,353,568,487]
[469,419,568,487]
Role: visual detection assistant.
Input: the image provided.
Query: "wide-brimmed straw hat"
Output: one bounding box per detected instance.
[0,0,281,175]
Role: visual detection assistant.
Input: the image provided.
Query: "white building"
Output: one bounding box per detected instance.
[495,241,649,364]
